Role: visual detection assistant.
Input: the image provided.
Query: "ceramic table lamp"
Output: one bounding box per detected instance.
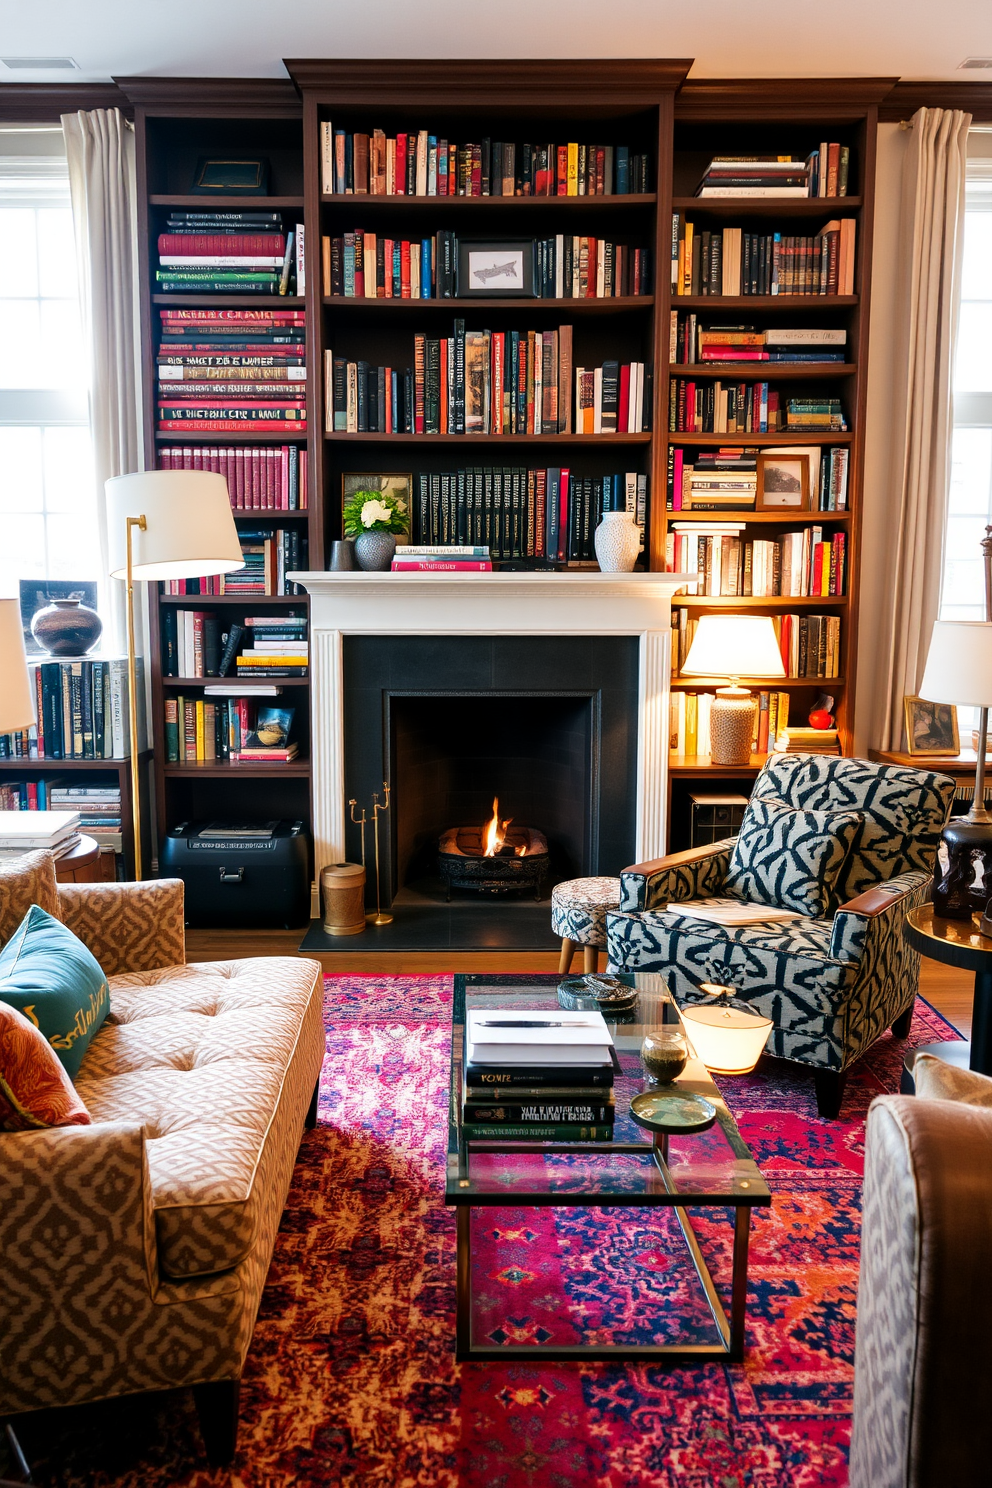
[680,614,787,766]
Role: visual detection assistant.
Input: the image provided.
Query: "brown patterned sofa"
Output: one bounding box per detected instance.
[0,853,326,1465]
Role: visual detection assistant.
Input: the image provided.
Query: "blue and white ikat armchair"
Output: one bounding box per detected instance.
[607,755,956,1117]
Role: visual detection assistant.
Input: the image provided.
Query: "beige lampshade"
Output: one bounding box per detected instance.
[920,621,992,708]
[106,470,243,581]
[0,598,35,734]
[681,614,787,681]
[680,986,773,1075]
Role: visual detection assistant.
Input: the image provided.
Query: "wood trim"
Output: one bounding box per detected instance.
[0,82,130,120]
[623,841,732,878]
[284,58,693,102]
[115,76,301,116]
[879,80,992,122]
[675,77,899,119]
[835,883,915,917]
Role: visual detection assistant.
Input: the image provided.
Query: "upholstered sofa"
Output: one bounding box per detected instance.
[0,852,325,1464]
[606,756,955,1116]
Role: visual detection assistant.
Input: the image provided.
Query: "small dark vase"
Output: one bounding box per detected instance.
[354,531,397,572]
[329,539,357,571]
[31,597,103,657]
[932,817,992,919]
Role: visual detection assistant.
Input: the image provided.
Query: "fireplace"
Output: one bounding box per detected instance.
[438,808,549,899]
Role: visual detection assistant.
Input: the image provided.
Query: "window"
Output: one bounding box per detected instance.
[0,129,100,605]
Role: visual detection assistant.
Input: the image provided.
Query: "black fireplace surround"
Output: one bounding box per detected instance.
[343,636,639,903]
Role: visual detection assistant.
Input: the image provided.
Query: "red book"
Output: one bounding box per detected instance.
[390,560,493,571]
[439,342,448,434]
[158,420,305,432]
[556,145,568,196]
[618,364,630,433]
[157,234,285,256]
[395,133,407,195]
[414,335,425,434]
[558,468,570,562]
[595,146,605,195]
[812,543,824,595]
[160,308,304,323]
[400,239,411,299]
[585,239,597,297]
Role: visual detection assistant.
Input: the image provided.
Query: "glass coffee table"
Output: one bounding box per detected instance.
[445,974,771,1362]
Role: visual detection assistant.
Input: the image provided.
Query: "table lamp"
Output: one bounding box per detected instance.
[106,470,243,879]
[919,619,992,920]
[680,614,787,766]
[0,598,36,736]
[680,983,773,1076]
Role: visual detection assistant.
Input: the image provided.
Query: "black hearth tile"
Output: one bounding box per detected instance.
[297,898,560,954]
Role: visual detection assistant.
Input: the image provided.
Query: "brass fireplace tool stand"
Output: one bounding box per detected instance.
[350,783,392,926]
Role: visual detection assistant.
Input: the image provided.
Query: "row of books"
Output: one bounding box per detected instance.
[163,614,308,679]
[391,545,492,572]
[670,382,846,434]
[155,211,303,295]
[410,468,646,561]
[156,445,308,511]
[164,699,299,764]
[0,658,141,761]
[670,690,792,757]
[672,218,857,297]
[322,230,652,300]
[320,124,650,197]
[673,608,842,680]
[670,319,847,365]
[462,1008,616,1141]
[668,446,849,513]
[692,149,851,199]
[0,783,122,854]
[159,528,307,596]
[157,307,307,433]
[668,525,847,597]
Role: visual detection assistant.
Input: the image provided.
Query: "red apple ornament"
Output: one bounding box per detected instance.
[809,708,833,730]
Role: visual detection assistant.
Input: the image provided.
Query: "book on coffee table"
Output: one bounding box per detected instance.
[463,1009,616,1139]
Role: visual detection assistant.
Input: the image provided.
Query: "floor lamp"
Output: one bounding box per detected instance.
[0,598,37,741]
[106,471,243,879]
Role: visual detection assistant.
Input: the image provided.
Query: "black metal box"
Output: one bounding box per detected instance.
[161,820,310,928]
[689,794,749,847]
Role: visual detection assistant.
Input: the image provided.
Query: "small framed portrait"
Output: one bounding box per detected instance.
[341,471,411,524]
[456,239,535,297]
[755,451,812,511]
[904,696,960,756]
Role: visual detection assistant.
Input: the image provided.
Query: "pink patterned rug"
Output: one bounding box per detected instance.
[16,974,962,1488]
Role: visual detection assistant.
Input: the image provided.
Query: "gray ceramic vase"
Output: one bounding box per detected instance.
[354,531,397,571]
[30,597,103,656]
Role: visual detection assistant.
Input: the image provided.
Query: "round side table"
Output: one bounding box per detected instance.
[902,903,992,1081]
[54,833,103,884]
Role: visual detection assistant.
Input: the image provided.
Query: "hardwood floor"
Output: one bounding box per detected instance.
[184,929,973,1036]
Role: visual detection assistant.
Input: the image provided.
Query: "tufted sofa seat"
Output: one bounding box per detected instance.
[0,852,326,1463]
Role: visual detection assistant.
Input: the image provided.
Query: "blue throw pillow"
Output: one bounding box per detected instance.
[723,796,864,919]
[0,905,109,1079]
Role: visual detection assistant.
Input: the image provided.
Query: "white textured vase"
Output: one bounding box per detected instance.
[595,511,641,573]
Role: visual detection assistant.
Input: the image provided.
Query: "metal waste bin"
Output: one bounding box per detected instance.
[321,861,366,935]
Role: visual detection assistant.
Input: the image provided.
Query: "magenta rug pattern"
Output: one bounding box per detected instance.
[19,975,961,1488]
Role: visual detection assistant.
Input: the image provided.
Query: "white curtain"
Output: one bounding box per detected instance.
[61,108,141,651]
[857,107,971,753]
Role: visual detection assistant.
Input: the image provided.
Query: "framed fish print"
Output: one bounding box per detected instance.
[456,239,536,297]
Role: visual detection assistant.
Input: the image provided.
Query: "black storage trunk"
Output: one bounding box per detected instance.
[161,820,310,928]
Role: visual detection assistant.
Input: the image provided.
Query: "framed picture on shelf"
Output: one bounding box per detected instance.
[456,239,535,298]
[341,472,412,527]
[755,452,811,511]
[191,157,270,194]
[904,696,960,757]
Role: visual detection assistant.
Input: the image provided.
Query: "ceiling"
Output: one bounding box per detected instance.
[0,0,990,85]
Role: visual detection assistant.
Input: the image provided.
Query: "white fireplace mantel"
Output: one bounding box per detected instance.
[291,570,695,895]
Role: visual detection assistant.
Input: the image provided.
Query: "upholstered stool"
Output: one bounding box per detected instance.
[551,876,621,975]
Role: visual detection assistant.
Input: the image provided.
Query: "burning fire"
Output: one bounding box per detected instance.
[482,797,527,857]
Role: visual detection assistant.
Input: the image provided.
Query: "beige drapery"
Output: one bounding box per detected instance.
[61,108,141,651]
[856,107,971,755]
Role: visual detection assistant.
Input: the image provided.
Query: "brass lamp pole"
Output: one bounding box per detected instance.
[125,514,147,880]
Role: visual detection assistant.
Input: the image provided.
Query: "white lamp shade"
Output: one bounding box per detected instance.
[681,614,786,680]
[920,620,992,709]
[106,470,243,581]
[0,599,35,734]
[680,1000,773,1075]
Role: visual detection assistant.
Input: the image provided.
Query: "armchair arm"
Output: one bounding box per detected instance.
[57,878,185,976]
[620,838,736,913]
[830,869,932,963]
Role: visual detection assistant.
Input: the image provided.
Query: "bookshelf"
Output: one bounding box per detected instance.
[0,753,152,879]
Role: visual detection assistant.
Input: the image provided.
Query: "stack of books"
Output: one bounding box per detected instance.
[155,212,299,295]
[392,546,493,572]
[777,726,841,756]
[668,445,848,513]
[671,320,847,365]
[786,397,846,431]
[0,810,80,863]
[672,217,856,296]
[156,308,307,434]
[157,446,307,511]
[49,784,122,854]
[668,524,846,597]
[235,616,308,678]
[694,157,810,198]
[462,1008,616,1140]
[320,125,650,196]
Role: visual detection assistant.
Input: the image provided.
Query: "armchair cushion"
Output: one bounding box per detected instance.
[0,1001,91,1131]
[913,1055,992,1105]
[0,905,109,1078]
[723,795,864,918]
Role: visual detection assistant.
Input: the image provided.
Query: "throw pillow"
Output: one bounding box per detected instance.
[724,795,864,919]
[0,1000,91,1131]
[913,1054,992,1106]
[0,905,109,1079]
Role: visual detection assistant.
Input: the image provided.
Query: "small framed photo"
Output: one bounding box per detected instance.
[341,471,412,524]
[457,239,535,297]
[755,451,811,511]
[191,157,270,194]
[904,696,960,757]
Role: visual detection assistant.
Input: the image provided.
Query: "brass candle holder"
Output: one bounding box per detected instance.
[368,782,392,926]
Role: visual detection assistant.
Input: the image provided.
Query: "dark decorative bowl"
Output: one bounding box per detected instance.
[30,597,103,656]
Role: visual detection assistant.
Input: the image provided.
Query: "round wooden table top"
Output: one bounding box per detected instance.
[903,902,992,973]
[54,833,101,878]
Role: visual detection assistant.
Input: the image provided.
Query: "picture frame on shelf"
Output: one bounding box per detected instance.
[456,239,536,298]
[191,157,271,194]
[341,472,412,531]
[755,452,811,511]
[903,696,960,757]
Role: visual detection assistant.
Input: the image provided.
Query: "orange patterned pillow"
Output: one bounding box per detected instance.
[0,1000,91,1132]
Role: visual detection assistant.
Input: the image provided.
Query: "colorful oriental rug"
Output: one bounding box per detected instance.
[17,974,962,1488]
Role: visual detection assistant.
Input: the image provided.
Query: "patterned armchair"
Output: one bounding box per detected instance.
[606,756,956,1116]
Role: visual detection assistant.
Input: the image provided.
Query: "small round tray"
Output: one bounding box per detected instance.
[629,1089,717,1134]
[558,975,637,1012]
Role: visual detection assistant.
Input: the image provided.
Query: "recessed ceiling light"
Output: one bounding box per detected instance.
[960,57,992,69]
[0,56,79,71]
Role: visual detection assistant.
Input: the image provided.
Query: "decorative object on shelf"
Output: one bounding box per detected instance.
[679,983,773,1075]
[329,539,357,570]
[629,1088,717,1135]
[640,1025,690,1084]
[106,470,243,879]
[0,599,36,738]
[809,693,835,730]
[557,974,637,1013]
[320,861,367,936]
[343,479,409,572]
[680,614,787,766]
[755,451,811,511]
[903,694,960,757]
[354,531,397,571]
[20,580,100,656]
[190,156,270,194]
[456,238,536,297]
[594,510,640,573]
[365,782,392,926]
[29,596,103,657]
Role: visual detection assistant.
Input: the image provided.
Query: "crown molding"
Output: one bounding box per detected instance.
[676,77,899,119]
[114,76,301,117]
[879,79,992,122]
[0,82,130,121]
[284,58,693,104]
